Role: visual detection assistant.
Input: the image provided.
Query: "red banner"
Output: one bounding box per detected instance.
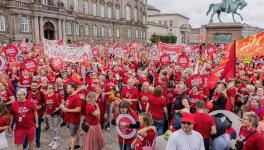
[158,43,182,55]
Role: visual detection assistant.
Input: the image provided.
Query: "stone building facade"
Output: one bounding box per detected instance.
[147,4,191,44]
[0,0,147,43]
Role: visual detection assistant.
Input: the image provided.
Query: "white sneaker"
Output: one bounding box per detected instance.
[52,141,60,150]
[49,140,55,147]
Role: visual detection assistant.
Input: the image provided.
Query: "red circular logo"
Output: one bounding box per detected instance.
[51,57,64,71]
[160,54,171,66]
[177,54,189,68]
[3,45,19,57]
[116,114,137,139]
[22,59,37,72]
[186,74,205,89]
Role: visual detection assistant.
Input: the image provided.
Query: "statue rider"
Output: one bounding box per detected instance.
[222,0,232,13]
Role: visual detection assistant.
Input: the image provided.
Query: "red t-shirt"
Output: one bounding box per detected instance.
[27,91,44,116]
[148,96,166,120]
[0,115,10,133]
[65,94,82,124]
[188,92,204,108]
[238,126,264,150]
[135,127,156,150]
[10,100,36,129]
[0,90,14,105]
[19,76,32,86]
[121,87,139,112]
[139,91,152,111]
[44,94,61,115]
[85,103,99,125]
[193,112,215,139]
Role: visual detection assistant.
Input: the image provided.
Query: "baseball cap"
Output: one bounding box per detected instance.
[181,112,195,124]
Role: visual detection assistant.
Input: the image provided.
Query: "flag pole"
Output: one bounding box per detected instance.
[234,40,236,79]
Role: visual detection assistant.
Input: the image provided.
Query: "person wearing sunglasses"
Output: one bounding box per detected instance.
[166,112,205,150]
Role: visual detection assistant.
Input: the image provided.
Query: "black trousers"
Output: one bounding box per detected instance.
[204,138,210,150]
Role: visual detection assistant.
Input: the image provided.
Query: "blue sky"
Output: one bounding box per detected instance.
[149,0,264,28]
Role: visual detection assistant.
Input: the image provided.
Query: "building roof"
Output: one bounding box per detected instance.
[147,21,168,28]
[147,4,160,12]
[148,13,190,20]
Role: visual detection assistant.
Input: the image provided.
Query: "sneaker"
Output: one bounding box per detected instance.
[52,141,60,149]
[74,145,81,149]
[49,140,55,147]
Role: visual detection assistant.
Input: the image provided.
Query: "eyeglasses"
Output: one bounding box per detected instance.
[181,122,192,125]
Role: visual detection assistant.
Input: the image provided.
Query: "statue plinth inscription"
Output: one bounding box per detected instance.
[205,23,243,44]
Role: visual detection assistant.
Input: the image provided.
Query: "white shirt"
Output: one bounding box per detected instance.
[166,129,205,150]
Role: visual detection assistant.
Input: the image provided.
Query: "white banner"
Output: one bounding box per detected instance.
[43,39,92,63]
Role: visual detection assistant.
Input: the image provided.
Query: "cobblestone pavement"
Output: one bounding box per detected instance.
[6,125,119,150]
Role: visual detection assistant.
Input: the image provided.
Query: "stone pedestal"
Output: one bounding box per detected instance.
[205,23,243,44]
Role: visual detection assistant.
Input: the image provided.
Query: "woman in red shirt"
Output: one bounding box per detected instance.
[44,85,62,149]
[121,78,139,112]
[146,86,168,136]
[237,112,264,150]
[131,112,157,150]
[188,85,204,113]
[0,82,15,109]
[0,101,10,149]
[111,101,140,150]
[83,92,104,150]
[139,82,152,112]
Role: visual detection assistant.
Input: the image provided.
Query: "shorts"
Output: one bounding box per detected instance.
[68,123,79,136]
[14,127,35,144]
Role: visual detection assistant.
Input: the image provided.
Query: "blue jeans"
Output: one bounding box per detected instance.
[212,133,231,150]
[119,142,131,150]
[153,120,164,136]
[24,117,42,148]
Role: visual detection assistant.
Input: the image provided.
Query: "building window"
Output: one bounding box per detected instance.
[109,28,112,37]
[143,31,146,39]
[140,30,143,39]
[170,20,173,27]
[72,0,78,12]
[116,29,120,38]
[100,4,104,17]
[83,1,88,14]
[63,0,67,9]
[158,20,161,24]
[164,21,168,26]
[93,3,97,16]
[107,6,112,19]
[42,0,48,5]
[20,17,29,33]
[127,28,132,39]
[66,22,71,35]
[101,27,105,37]
[134,8,137,22]
[136,30,138,39]
[0,16,5,32]
[115,8,120,20]
[85,25,89,36]
[75,23,80,36]
[126,5,131,21]
[93,26,98,36]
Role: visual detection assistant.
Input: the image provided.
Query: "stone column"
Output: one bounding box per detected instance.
[34,16,40,42]
[58,19,62,39]
[62,19,66,41]
[39,17,44,41]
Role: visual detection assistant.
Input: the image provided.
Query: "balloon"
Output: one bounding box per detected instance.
[206,101,214,110]
[108,92,116,102]
[71,73,81,84]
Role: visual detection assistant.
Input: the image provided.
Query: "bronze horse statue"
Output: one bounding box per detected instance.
[206,0,247,23]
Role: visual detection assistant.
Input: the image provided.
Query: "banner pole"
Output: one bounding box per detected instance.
[234,40,236,79]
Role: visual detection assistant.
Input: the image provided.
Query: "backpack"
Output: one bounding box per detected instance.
[211,113,232,139]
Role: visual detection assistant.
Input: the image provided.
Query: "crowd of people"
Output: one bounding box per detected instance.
[0,41,263,150]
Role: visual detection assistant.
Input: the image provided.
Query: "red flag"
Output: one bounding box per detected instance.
[207,42,235,89]
[221,42,235,79]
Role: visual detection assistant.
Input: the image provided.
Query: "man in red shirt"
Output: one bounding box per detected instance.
[62,83,82,150]
[194,101,216,150]
[10,88,38,150]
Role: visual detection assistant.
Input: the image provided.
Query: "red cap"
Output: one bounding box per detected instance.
[181,112,195,124]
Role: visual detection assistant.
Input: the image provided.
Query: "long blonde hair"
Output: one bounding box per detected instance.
[86,92,99,104]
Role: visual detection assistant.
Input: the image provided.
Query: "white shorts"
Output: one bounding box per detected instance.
[0,131,8,149]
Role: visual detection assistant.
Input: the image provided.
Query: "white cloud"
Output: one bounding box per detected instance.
[148,0,264,28]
